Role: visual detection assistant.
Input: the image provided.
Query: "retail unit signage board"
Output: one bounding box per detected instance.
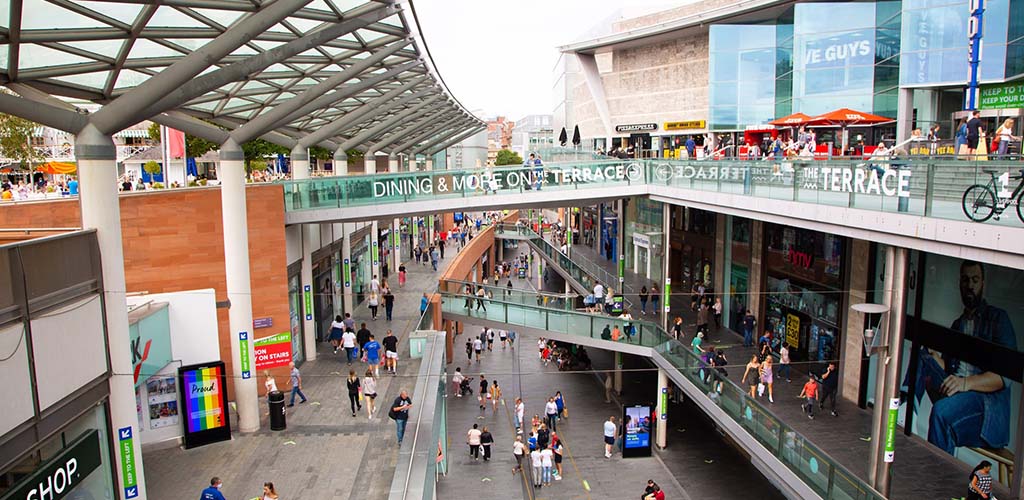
[254,332,293,370]
[178,361,231,449]
[664,120,706,131]
[1,430,102,500]
[979,82,1024,110]
[615,123,657,133]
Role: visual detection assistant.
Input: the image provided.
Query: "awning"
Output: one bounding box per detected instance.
[768,113,813,126]
[808,108,893,126]
[36,162,77,174]
[115,129,151,139]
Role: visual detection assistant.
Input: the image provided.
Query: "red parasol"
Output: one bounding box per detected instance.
[768,112,813,126]
[807,108,894,155]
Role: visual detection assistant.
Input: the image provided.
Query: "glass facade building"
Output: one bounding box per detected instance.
[708,0,1020,131]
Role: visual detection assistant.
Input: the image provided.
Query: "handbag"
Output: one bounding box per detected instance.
[757,383,766,396]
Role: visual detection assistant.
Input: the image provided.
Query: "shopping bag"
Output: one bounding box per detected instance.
[757,383,765,396]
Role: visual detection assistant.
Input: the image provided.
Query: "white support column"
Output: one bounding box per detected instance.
[365,156,380,279]
[341,227,354,313]
[389,155,401,274]
[76,125,149,500]
[656,369,669,449]
[662,203,672,331]
[219,138,259,432]
[291,145,317,362]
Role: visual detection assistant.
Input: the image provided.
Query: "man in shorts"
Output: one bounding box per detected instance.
[603,416,617,458]
[364,334,381,377]
[382,329,399,375]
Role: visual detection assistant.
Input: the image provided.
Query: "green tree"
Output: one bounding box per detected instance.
[494,149,523,166]
[143,160,162,175]
[242,139,289,177]
[0,103,43,169]
[308,145,333,160]
[146,122,219,158]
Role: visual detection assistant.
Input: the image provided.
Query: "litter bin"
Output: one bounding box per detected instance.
[268,390,286,431]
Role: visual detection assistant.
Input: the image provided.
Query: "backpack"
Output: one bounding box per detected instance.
[388,408,397,420]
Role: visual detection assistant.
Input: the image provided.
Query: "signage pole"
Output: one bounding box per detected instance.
[965,0,985,109]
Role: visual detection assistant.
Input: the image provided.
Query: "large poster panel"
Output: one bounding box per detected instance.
[903,255,1023,485]
[622,404,653,458]
[178,361,231,449]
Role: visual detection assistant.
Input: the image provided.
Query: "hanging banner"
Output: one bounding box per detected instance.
[254,332,293,370]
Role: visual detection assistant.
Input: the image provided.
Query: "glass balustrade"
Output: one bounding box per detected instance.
[282,159,1024,228]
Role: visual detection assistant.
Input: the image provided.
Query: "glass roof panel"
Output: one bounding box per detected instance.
[0,0,9,29]
[190,8,243,28]
[330,0,366,13]
[356,28,387,43]
[127,39,185,59]
[19,44,95,69]
[0,50,8,69]
[252,40,284,51]
[23,0,103,29]
[51,70,110,90]
[67,39,125,60]
[114,69,151,89]
[187,101,218,112]
[75,1,143,25]
[379,13,403,28]
[164,39,212,51]
[149,6,210,28]
[230,45,258,56]
[286,17,322,33]
[307,0,335,14]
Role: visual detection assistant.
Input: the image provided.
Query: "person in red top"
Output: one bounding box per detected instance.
[643,483,665,500]
[799,376,819,419]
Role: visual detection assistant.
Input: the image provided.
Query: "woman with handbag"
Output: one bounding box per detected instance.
[741,355,761,398]
[995,118,1018,157]
[362,369,377,419]
[368,291,379,320]
[760,356,775,403]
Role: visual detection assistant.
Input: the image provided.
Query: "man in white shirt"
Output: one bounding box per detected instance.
[467,424,482,460]
[370,274,380,294]
[544,398,559,432]
[341,329,358,365]
[515,398,525,432]
[603,416,617,458]
[530,449,544,489]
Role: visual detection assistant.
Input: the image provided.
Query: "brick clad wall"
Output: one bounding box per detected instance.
[0,185,289,400]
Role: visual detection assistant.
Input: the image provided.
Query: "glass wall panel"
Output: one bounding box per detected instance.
[899,0,1009,84]
[709,24,777,130]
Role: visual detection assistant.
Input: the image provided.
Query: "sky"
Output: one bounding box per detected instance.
[413,0,686,121]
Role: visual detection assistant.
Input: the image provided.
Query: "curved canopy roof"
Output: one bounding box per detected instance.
[0,0,483,156]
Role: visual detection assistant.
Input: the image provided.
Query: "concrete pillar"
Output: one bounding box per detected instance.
[842,239,871,403]
[364,156,380,279]
[292,145,317,362]
[616,199,625,290]
[76,125,149,500]
[656,369,669,449]
[425,158,434,171]
[896,87,914,146]
[218,138,259,432]
[388,155,401,274]
[713,213,726,294]
[748,220,765,320]
[331,153,355,313]
[614,351,623,394]
[869,246,908,496]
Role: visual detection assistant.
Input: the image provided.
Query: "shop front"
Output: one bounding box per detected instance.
[0,406,116,500]
[598,202,618,263]
[624,198,664,282]
[762,223,845,363]
[287,264,306,365]
[668,206,716,300]
[658,121,708,158]
[725,216,752,331]
[312,250,336,343]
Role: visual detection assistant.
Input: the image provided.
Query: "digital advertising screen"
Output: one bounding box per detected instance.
[178,361,231,449]
[622,404,653,457]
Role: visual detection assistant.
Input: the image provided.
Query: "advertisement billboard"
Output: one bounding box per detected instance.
[622,404,653,457]
[254,332,293,370]
[178,361,231,449]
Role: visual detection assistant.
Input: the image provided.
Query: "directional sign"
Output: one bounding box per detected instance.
[884,398,898,462]
[343,258,351,288]
[664,278,671,313]
[660,387,669,420]
[303,284,312,320]
[118,426,139,498]
[238,332,251,379]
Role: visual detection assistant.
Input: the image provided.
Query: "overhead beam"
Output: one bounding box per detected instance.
[0,91,88,133]
[391,113,466,154]
[332,96,444,153]
[422,124,483,156]
[296,76,429,148]
[367,110,456,153]
[411,120,475,156]
[89,0,314,134]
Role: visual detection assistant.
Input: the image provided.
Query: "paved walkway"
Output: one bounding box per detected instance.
[143,246,457,500]
[548,235,1012,500]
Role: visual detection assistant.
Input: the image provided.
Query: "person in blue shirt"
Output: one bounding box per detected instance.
[364,334,382,376]
[68,178,79,196]
[420,293,429,315]
[200,477,226,500]
[685,137,696,158]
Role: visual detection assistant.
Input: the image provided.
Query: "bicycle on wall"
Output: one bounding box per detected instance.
[962,168,1024,223]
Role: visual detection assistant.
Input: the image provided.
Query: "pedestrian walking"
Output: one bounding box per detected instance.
[544,397,559,432]
[356,323,371,357]
[516,397,524,430]
[390,389,412,445]
[362,369,377,419]
[473,336,483,362]
[799,376,819,419]
[342,327,357,365]
[475,286,488,311]
[487,328,495,350]
[368,291,379,320]
[384,287,395,321]
[968,460,994,500]
[499,329,508,349]
[364,334,381,376]
[530,448,544,489]
[420,293,429,315]
[819,362,839,416]
[287,362,307,407]
[603,416,617,458]
[552,440,564,480]
[452,367,466,397]
[430,246,439,270]
[761,356,775,403]
[512,435,526,474]
[478,374,490,412]
[650,283,660,314]
[480,426,494,461]
[489,380,502,411]
[639,286,649,314]
[554,391,566,419]
[537,423,550,450]
[778,343,792,382]
[713,297,723,329]
[199,478,226,500]
[346,370,362,417]
[329,314,344,353]
[741,355,761,399]
[465,338,474,363]
[742,309,757,347]
[398,263,406,287]
[383,329,399,375]
[467,424,482,460]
